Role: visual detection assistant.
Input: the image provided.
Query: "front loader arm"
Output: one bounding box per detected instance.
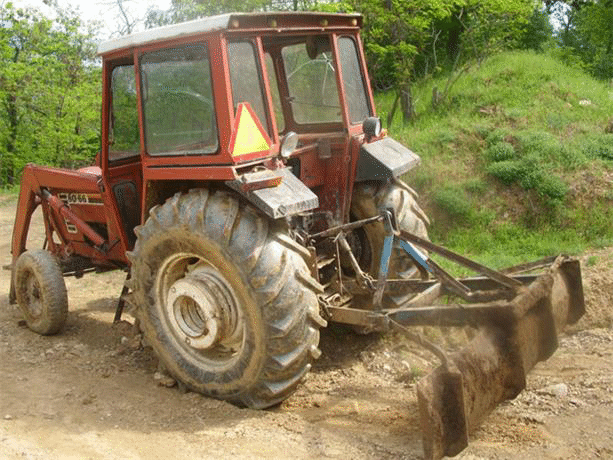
[9,165,43,304]
[11,165,41,269]
[9,164,105,304]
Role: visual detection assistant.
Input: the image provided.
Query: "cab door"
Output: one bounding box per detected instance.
[101,57,143,252]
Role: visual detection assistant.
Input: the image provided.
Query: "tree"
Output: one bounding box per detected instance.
[557,0,613,80]
[518,5,553,51]
[0,3,100,186]
[316,0,533,122]
[146,0,274,27]
[107,0,140,35]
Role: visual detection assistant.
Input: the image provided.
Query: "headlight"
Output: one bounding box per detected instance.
[280,131,299,159]
[362,117,382,138]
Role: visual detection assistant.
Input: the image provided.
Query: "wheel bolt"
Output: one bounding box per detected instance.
[185,337,191,345]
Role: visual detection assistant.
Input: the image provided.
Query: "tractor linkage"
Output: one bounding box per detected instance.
[305,210,584,459]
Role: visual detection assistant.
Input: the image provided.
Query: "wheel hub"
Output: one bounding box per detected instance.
[166,266,241,351]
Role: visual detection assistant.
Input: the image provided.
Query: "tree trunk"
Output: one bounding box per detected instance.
[399,85,415,123]
[3,93,18,186]
[387,94,400,127]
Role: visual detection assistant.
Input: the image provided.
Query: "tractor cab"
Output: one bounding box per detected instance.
[97,13,411,250]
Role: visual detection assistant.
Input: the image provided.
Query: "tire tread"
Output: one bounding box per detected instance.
[130,189,323,408]
[14,250,68,335]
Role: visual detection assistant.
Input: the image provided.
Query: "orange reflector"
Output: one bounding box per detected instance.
[228,102,272,158]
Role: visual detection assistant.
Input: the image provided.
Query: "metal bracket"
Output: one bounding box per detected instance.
[374,210,431,308]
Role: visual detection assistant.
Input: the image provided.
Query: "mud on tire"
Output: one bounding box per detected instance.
[14,249,68,335]
[129,189,325,409]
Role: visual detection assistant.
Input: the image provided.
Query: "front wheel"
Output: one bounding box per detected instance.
[14,249,68,335]
[129,189,325,408]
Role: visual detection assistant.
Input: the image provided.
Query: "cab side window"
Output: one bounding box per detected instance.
[337,37,371,124]
[109,65,140,161]
[227,41,271,134]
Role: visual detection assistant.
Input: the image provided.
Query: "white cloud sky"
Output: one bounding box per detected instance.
[6,0,173,39]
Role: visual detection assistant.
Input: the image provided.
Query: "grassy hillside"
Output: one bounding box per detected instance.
[378,51,613,268]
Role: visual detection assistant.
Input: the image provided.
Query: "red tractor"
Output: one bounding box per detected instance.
[10,13,584,459]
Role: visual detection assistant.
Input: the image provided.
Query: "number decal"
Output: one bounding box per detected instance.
[57,192,103,206]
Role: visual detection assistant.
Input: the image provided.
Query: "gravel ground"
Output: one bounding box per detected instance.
[1,197,612,459]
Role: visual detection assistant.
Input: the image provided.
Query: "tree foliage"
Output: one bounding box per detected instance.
[0,3,100,187]
[315,0,533,121]
[555,0,613,80]
[146,0,320,26]
[517,5,553,51]
[147,0,274,27]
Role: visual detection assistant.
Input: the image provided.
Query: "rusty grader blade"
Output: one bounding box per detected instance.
[416,257,584,459]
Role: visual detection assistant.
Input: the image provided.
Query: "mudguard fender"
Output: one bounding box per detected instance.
[356,137,420,181]
[226,167,319,219]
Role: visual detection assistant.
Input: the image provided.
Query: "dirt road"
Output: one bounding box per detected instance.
[1,196,612,459]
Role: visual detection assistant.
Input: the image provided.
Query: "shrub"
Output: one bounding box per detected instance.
[485,128,509,146]
[536,175,568,200]
[517,155,544,189]
[517,130,559,158]
[487,157,567,201]
[486,141,515,162]
[581,134,613,160]
[433,186,475,223]
[486,160,524,184]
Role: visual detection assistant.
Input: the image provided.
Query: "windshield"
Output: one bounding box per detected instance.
[268,35,371,129]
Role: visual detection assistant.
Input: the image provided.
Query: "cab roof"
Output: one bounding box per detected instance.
[97,12,362,57]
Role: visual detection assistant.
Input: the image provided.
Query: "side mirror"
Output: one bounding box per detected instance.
[362,117,382,140]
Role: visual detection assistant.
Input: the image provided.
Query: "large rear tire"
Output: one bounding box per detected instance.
[129,189,325,408]
[14,249,68,335]
[350,180,430,304]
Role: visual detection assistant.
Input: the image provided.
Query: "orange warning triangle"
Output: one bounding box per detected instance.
[228,102,272,157]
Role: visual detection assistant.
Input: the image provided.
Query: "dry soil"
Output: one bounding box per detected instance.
[1,196,612,460]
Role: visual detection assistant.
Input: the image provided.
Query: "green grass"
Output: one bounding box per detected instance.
[377,50,613,268]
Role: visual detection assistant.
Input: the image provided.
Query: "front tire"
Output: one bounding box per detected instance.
[14,250,68,335]
[129,189,325,408]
